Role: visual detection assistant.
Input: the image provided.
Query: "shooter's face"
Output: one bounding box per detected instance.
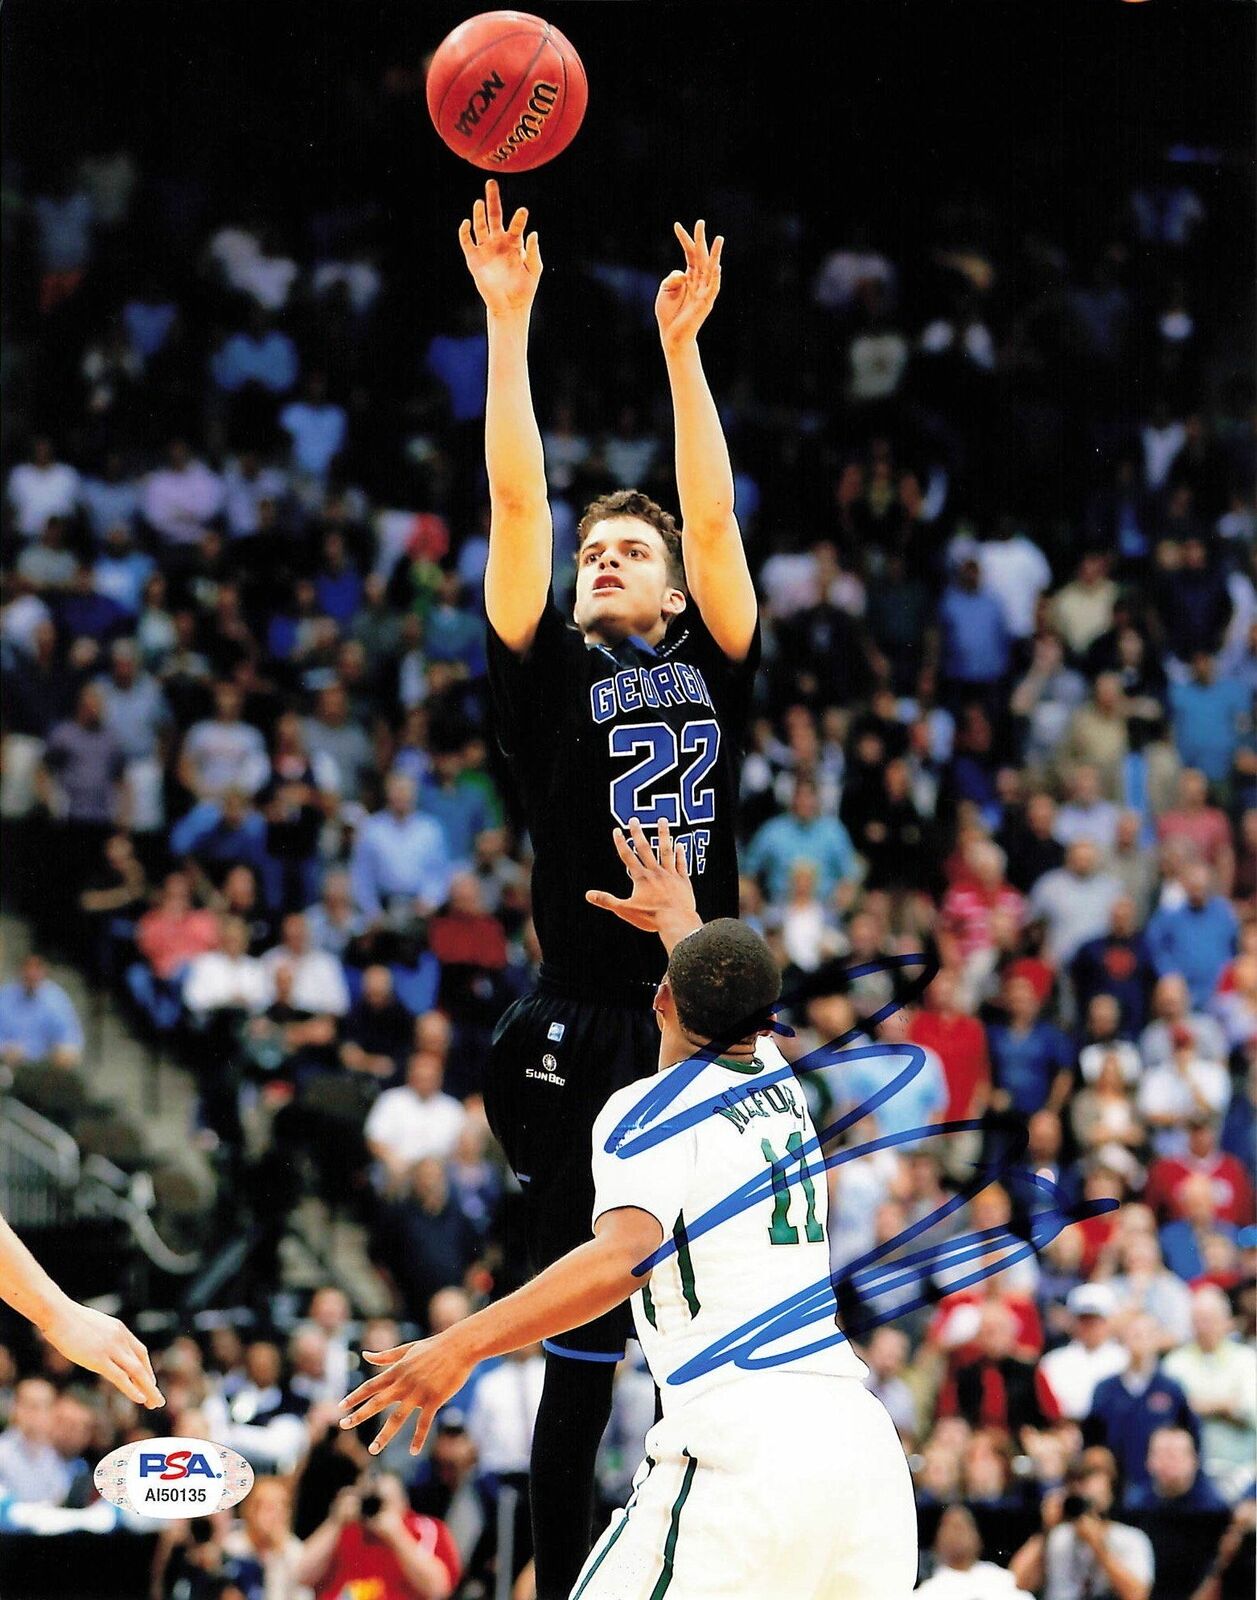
[573,520,685,644]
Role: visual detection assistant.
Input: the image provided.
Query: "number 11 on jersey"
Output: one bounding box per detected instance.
[760,1131,825,1246]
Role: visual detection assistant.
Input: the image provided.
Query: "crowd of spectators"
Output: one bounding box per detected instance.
[1,40,1255,1599]
[0,1278,661,1599]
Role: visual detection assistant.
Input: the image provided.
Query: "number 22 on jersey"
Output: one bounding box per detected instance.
[608,719,721,828]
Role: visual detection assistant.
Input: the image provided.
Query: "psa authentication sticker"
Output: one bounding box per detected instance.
[94,1437,254,1519]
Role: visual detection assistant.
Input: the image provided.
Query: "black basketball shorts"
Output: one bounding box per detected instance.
[485,976,661,1361]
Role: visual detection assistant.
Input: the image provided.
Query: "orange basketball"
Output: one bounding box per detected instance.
[426,11,587,173]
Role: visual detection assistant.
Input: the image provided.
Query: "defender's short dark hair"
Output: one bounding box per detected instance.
[577,489,686,592]
[666,918,781,1044]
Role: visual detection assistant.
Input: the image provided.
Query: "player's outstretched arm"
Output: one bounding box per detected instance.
[585,816,702,953]
[657,221,757,663]
[459,178,552,654]
[338,1206,662,1457]
[0,1213,164,1407]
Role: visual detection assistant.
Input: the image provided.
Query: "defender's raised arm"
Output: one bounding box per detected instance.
[460,178,552,653]
[657,220,757,662]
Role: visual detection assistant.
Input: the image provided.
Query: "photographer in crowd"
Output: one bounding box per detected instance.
[294,1472,459,1600]
[1010,1449,1154,1600]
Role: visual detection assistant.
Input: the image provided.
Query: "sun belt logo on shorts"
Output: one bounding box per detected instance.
[95,1436,254,1518]
[526,1052,566,1086]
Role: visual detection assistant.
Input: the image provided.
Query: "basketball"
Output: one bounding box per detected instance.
[426,10,587,173]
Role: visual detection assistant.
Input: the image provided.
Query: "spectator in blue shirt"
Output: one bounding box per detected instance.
[53,560,131,645]
[1169,653,1249,784]
[416,744,494,866]
[92,525,154,616]
[1070,895,1158,1034]
[1160,1173,1239,1280]
[425,317,488,425]
[838,1004,948,1147]
[744,776,860,904]
[425,573,487,676]
[1086,1312,1199,1498]
[1124,1425,1230,1514]
[349,772,452,922]
[122,290,178,359]
[169,788,273,883]
[0,954,84,1068]
[987,972,1074,1117]
[1159,537,1233,663]
[1221,1061,1254,1166]
[937,557,1011,697]
[79,451,141,543]
[209,311,299,395]
[1146,863,1239,1008]
[312,531,363,627]
[279,371,347,482]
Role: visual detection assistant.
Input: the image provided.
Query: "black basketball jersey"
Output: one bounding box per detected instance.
[487,595,760,992]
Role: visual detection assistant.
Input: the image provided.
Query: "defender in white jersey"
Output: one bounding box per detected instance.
[340,819,917,1598]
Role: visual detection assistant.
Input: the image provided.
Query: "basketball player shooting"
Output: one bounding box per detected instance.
[461,178,759,1597]
[340,820,917,1599]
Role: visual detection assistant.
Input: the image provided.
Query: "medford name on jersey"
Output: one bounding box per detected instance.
[589,660,715,723]
[715,1079,806,1134]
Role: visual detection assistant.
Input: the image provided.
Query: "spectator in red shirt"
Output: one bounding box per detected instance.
[931,1187,1046,1362]
[941,839,1026,964]
[426,873,507,970]
[127,869,221,1034]
[1074,1159,1129,1276]
[426,872,510,1096]
[1003,946,1057,1012]
[936,1301,1058,1434]
[932,1279,1045,1367]
[909,967,992,1124]
[135,870,220,980]
[1144,1112,1255,1227]
[1157,767,1235,896]
[297,1472,460,1600]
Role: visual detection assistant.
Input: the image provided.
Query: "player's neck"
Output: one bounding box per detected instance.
[657,1036,760,1074]
[581,615,670,650]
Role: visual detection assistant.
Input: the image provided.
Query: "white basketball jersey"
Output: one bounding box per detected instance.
[590,1037,868,1414]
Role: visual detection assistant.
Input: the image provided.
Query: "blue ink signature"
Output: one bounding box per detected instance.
[604,951,1119,1386]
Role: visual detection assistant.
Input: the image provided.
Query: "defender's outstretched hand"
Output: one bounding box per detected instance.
[656,219,724,351]
[339,1333,471,1459]
[586,817,701,950]
[458,178,542,317]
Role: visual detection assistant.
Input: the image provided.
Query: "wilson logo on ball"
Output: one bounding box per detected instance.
[487,81,559,165]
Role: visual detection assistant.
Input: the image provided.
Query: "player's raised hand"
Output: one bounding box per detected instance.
[338,1333,472,1458]
[41,1298,164,1409]
[586,818,700,948]
[656,219,724,352]
[458,178,542,316]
